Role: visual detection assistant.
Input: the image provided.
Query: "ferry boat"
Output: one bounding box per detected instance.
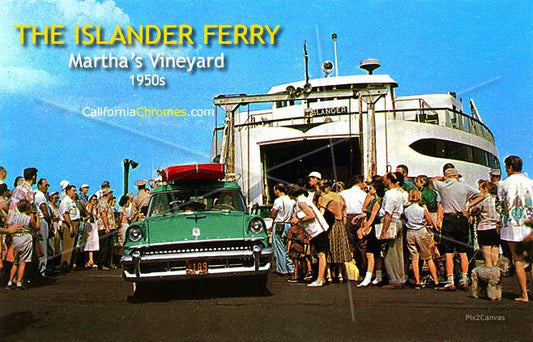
[211,58,499,205]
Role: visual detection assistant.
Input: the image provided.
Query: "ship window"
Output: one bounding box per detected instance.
[409,138,499,168]
[463,117,471,132]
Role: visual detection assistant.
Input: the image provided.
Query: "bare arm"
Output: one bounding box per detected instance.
[361,193,372,212]
[380,212,392,240]
[40,203,51,224]
[436,203,443,231]
[63,212,73,234]
[290,202,315,225]
[30,212,40,230]
[423,207,434,227]
[368,201,380,227]
[465,194,485,214]
[0,223,22,234]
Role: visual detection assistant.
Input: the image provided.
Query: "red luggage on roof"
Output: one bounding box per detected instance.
[162,163,225,181]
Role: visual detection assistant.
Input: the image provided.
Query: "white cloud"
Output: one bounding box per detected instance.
[0,66,56,93]
[55,0,129,24]
[0,0,130,94]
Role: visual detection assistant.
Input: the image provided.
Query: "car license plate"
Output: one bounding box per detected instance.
[186,260,208,275]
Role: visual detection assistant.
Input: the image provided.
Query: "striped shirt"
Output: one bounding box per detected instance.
[473,194,500,231]
[7,210,31,235]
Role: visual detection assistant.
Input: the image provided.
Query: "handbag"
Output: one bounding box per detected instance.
[374,219,398,240]
[295,201,329,239]
[345,259,360,281]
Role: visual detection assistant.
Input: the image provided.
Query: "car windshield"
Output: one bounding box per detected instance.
[147,188,246,217]
[251,205,273,219]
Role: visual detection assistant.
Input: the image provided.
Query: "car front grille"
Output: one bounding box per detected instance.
[140,239,263,256]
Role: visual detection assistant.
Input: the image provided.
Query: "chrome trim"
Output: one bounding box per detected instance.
[121,248,272,282]
[129,237,265,250]
[122,264,271,281]
[124,249,267,262]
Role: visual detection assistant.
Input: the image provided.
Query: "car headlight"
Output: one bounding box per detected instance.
[249,218,265,234]
[128,226,143,242]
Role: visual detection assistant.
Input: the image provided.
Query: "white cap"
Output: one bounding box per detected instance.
[80,184,89,189]
[60,180,70,190]
[489,169,501,177]
[307,171,322,179]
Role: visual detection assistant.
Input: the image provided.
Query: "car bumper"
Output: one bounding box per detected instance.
[121,247,272,282]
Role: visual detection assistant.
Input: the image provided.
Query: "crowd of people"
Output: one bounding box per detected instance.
[269,156,533,302]
[0,166,151,290]
[1,156,532,302]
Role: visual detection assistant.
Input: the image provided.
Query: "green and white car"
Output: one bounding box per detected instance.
[121,164,272,295]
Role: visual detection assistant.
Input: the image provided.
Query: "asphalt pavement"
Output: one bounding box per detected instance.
[0,268,532,341]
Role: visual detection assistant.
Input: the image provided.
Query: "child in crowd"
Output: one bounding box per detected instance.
[286,224,309,283]
[414,175,441,258]
[470,181,501,267]
[404,189,439,289]
[7,199,39,290]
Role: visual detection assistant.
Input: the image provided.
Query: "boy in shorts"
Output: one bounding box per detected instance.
[7,199,39,290]
[404,189,440,289]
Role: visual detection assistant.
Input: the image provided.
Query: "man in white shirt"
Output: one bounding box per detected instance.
[59,185,81,269]
[305,171,322,205]
[271,183,294,275]
[340,175,368,261]
[34,178,52,275]
[498,155,533,302]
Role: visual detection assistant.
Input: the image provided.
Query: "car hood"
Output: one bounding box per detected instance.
[146,211,247,243]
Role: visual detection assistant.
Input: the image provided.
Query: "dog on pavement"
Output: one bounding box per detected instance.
[470,260,510,301]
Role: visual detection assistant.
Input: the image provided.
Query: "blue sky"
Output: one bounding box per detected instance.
[1,0,531,195]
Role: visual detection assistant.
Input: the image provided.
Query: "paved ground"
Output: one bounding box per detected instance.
[0,268,532,341]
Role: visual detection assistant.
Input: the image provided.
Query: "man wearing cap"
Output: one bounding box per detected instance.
[433,167,484,290]
[59,180,70,201]
[79,184,90,206]
[97,188,115,270]
[306,172,322,205]
[132,180,150,222]
[489,169,501,185]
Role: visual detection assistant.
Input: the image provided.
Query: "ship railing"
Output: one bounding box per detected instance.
[393,98,440,124]
[216,106,495,145]
[387,107,495,144]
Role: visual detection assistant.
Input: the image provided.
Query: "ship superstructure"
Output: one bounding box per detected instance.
[212,59,498,205]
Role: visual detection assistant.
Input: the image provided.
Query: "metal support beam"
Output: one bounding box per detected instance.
[214,90,359,173]
[358,89,387,177]
[214,89,357,107]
